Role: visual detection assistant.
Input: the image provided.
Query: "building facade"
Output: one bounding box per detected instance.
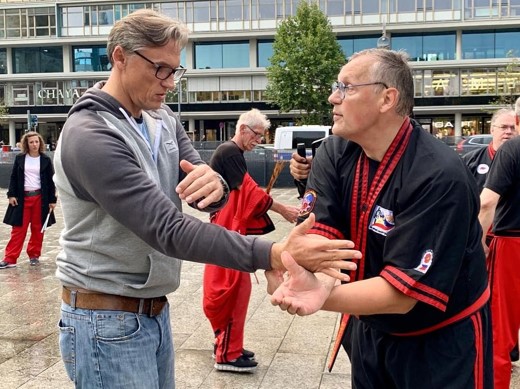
[0,0,519,147]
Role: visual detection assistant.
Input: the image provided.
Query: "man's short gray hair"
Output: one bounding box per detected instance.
[236,109,271,134]
[349,48,414,117]
[107,9,189,65]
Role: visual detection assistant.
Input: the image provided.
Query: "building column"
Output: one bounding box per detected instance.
[8,119,16,146]
[188,118,195,133]
[454,112,462,137]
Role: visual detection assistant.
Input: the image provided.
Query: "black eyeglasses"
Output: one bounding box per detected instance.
[133,51,186,82]
[245,125,265,140]
[331,81,388,100]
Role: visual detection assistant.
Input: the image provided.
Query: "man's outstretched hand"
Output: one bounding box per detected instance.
[270,213,360,282]
[270,251,331,316]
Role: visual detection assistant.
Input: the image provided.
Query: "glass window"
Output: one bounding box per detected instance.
[13,47,63,73]
[258,40,273,67]
[259,0,276,19]
[6,8,21,38]
[413,70,424,97]
[397,1,416,12]
[0,49,6,74]
[73,46,111,72]
[195,42,249,69]
[338,37,354,58]
[423,33,456,60]
[223,43,249,67]
[226,0,243,20]
[62,7,83,28]
[392,35,422,61]
[193,1,210,22]
[461,68,496,95]
[495,31,520,58]
[362,1,379,14]
[497,66,520,95]
[353,36,379,52]
[327,0,344,15]
[435,0,453,9]
[37,81,65,105]
[462,31,494,59]
[12,84,34,106]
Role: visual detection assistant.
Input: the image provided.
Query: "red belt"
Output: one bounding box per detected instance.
[62,287,167,317]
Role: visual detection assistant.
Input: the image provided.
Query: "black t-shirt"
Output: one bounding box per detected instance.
[209,141,247,190]
[461,145,493,192]
[300,121,487,334]
[485,135,520,232]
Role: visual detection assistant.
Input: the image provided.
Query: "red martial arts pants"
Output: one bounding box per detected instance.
[203,264,252,363]
[4,194,43,264]
[488,235,520,389]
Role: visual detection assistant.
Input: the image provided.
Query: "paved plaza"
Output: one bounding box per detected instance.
[0,186,518,388]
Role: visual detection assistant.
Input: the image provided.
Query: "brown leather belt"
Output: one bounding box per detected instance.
[62,287,167,317]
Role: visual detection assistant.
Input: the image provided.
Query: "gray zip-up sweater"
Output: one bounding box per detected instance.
[54,82,272,298]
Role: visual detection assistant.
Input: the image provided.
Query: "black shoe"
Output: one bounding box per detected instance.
[242,349,255,360]
[29,258,40,266]
[511,344,519,362]
[214,355,258,373]
[0,260,16,269]
[212,345,255,360]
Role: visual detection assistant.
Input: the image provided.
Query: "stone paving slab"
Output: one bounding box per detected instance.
[0,187,518,389]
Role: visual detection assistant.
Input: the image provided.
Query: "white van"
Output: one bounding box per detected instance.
[273,125,330,150]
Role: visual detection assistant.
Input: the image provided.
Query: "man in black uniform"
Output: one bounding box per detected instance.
[462,108,517,191]
[479,98,520,389]
[268,48,492,389]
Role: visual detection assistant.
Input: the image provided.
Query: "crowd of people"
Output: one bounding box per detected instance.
[1,8,518,389]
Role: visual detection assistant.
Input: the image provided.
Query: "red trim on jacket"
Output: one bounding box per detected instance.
[391,286,489,336]
[382,266,449,311]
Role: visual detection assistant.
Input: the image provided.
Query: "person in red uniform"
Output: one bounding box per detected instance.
[479,98,520,389]
[203,108,299,373]
[268,48,492,388]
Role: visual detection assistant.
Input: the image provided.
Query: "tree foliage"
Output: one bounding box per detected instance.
[265,1,345,125]
[0,101,8,124]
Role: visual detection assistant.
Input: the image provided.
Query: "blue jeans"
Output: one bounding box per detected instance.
[58,301,174,388]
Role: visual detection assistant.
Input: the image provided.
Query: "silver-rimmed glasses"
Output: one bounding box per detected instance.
[245,125,265,140]
[331,81,388,100]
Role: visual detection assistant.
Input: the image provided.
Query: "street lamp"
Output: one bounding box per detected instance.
[377,20,391,50]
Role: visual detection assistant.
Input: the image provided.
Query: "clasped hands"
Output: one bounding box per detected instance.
[267,215,360,316]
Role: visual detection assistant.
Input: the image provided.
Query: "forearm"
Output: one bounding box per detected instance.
[322,276,417,316]
[479,188,499,245]
[269,199,284,215]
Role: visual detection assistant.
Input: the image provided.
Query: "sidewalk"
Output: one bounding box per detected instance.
[0,187,352,389]
[0,187,518,389]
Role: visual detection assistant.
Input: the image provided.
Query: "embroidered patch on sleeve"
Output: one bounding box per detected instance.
[299,190,317,217]
[477,164,489,175]
[368,205,395,236]
[414,250,434,274]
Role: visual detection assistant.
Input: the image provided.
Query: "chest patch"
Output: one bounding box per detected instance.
[299,190,317,217]
[414,250,434,274]
[368,205,395,236]
[477,163,489,175]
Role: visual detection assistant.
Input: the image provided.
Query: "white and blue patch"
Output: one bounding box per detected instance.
[368,205,395,236]
[414,250,434,274]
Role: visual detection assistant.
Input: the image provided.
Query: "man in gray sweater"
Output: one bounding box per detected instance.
[53,9,359,388]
